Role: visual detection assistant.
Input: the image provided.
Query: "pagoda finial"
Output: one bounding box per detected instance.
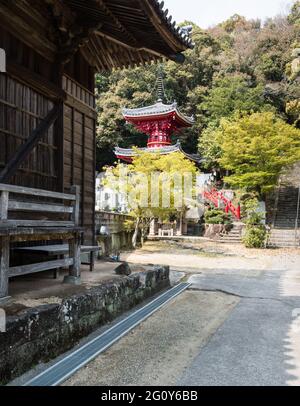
[156,64,166,103]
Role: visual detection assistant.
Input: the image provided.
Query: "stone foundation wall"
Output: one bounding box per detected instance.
[0,266,170,384]
[97,231,133,257]
[95,211,140,256]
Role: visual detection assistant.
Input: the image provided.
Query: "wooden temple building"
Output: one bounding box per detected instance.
[0,0,193,300]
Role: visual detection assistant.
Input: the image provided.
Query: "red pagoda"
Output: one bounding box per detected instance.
[114,69,200,163]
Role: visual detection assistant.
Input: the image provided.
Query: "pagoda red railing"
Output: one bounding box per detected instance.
[203,188,241,220]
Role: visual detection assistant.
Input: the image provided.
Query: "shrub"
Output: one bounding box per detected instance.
[243,225,267,248]
[242,197,267,248]
[204,209,232,225]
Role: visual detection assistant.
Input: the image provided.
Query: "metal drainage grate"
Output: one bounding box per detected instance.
[24,282,191,386]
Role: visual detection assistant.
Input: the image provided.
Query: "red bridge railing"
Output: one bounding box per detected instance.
[203,188,241,220]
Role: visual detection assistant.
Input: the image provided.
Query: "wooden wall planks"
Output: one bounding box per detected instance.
[0,74,58,191]
[63,82,96,245]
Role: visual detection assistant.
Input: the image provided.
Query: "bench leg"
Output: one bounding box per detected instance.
[63,236,81,285]
[53,254,64,279]
[0,236,10,302]
[89,251,95,273]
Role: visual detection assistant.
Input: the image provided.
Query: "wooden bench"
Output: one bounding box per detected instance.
[14,245,100,276]
[0,183,88,301]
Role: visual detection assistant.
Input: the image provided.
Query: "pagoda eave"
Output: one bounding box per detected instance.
[123,102,194,128]
[124,111,193,128]
[114,142,202,163]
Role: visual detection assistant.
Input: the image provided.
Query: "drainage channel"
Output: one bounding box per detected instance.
[24,282,191,386]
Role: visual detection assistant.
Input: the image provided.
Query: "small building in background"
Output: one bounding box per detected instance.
[96,172,128,213]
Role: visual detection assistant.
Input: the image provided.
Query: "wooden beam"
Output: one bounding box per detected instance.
[4,220,74,227]
[68,235,81,279]
[71,185,80,226]
[0,1,57,62]
[0,104,61,184]
[0,236,9,299]
[7,62,65,101]
[95,0,138,47]
[138,0,184,52]
[0,183,76,200]
[8,201,73,214]
[0,192,8,220]
[8,258,74,278]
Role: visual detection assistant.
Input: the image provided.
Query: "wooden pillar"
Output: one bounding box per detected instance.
[0,191,9,220]
[0,236,9,300]
[64,185,81,285]
[0,190,9,300]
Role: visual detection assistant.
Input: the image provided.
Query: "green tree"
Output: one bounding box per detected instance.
[217,112,300,194]
[198,122,222,169]
[288,1,300,25]
[95,24,221,169]
[96,6,300,171]
[103,151,198,246]
[200,75,267,124]
[221,14,252,33]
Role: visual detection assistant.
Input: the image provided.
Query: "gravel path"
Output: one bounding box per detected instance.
[64,291,238,386]
[10,240,300,386]
[63,241,300,386]
[122,240,300,276]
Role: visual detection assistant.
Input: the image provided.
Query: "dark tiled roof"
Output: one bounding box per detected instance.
[65,0,194,70]
[123,102,194,125]
[114,141,201,163]
[150,0,194,49]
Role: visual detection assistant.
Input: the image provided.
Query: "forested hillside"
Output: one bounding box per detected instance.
[95,1,300,171]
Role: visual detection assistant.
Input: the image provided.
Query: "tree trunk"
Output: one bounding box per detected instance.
[132,217,140,248]
[141,224,145,246]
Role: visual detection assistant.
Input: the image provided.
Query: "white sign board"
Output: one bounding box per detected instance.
[0,48,6,72]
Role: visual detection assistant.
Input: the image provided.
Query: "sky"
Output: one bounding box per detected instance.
[163,0,294,28]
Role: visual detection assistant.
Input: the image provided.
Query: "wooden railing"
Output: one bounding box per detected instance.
[0,183,80,228]
[203,188,241,220]
[0,183,81,300]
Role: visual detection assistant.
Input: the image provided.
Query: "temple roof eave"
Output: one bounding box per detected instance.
[122,102,194,126]
[114,142,202,163]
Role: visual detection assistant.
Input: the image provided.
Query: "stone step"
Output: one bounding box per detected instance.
[268,236,299,243]
[220,234,242,238]
[276,216,298,218]
[269,233,297,237]
[268,240,298,243]
[276,214,299,217]
[269,239,299,245]
[274,221,298,224]
[221,232,242,236]
[275,219,299,222]
[275,219,298,222]
[271,228,298,232]
[275,224,298,227]
[216,240,242,244]
[268,244,298,248]
[218,237,242,242]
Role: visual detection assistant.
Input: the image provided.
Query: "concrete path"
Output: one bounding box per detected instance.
[63,265,300,387]
[63,289,239,386]
[178,269,300,386]
[13,240,300,387]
